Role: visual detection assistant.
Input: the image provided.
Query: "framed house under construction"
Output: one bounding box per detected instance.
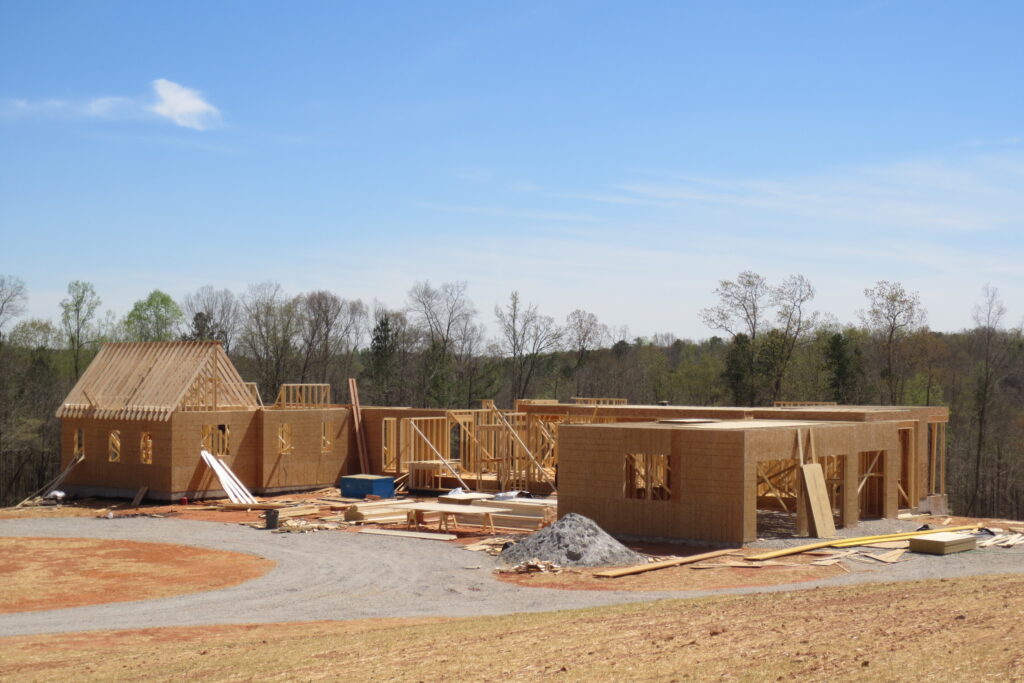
[56,342,351,501]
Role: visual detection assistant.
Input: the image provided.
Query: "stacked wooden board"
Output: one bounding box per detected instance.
[465,498,557,530]
[908,532,976,555]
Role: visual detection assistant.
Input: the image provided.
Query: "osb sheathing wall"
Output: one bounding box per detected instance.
[60,418,174,496]
[558,424,749,544]
[171,410,260,498]
[260,407,351,492]
[559,421,903,545]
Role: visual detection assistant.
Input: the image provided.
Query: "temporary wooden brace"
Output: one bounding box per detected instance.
[746,525,980,560]
[15,452,86,506]
[130,486,148,508]
[348,378,370,474]
[408,421,471,490]
[492,409,557,492]
[593,549,740,578]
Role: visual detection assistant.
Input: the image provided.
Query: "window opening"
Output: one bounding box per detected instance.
[140,432,153,464]
[202,424,230,456]
[278,423,293,455]
[108,430,121,463]
[321,422,333,453]
[623,452,671,501]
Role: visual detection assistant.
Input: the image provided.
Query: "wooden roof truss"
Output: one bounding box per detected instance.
[57,342,259,422]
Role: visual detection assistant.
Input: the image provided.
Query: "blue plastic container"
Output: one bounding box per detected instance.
[339,474,395,499]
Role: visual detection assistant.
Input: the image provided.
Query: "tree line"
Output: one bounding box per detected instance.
[1,272,1021,520]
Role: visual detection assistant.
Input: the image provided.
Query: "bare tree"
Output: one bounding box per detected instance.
[296,291,367,391]
[60,280,101,379]
[701,271,819,404]
[495,291,562,401]
[861,280,927,404]
[565,309,608,396]
[700,271,770,340]
[237,282,302,401]
[965,285,1020,514]
[406,280,477,406]
[181,286,241,352]
[764,274,819,401]
[0,275,27,343]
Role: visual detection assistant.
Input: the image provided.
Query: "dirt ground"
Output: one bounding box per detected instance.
[1,572,1021,681]
[0,537,274,614]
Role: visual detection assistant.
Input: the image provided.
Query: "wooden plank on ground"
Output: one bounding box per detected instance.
[801,463,836,538]
[357,529,457,541]
[593,549,739,578]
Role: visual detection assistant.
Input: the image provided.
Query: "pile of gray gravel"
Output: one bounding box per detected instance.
[499,513,646,567]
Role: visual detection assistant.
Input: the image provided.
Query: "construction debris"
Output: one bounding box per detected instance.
[497,559,564,574]
[746,525,981,561]
[464,538,515,555]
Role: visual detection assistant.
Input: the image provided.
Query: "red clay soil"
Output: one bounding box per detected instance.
[0,537,274,614]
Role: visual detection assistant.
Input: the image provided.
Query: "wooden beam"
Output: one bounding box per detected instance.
[593,549,740,578]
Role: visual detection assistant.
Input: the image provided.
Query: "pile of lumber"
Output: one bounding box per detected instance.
[343,500,415,524]
[467,498,557,531]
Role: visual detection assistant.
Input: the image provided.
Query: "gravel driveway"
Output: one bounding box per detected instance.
[1,517,1021,637]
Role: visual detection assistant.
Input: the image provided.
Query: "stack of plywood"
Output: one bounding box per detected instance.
[466,498,557,530]
[909,532,976,555]
[343,500,415,524]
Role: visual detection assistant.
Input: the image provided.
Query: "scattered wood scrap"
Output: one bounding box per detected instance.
[498,559,563,574]
[464,538,514,555]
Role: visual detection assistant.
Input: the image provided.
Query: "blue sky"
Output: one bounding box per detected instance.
[2,1,1022,339]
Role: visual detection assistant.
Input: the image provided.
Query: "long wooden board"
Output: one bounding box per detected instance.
[593,548,739,578]
[357,529,457,541]
[801,463,836,538]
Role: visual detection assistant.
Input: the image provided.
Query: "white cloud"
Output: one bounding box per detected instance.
[2,80,221,131]
[85,96,136,118]
[148,78,221,131]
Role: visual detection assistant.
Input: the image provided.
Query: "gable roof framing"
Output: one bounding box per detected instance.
[56,341,260,422]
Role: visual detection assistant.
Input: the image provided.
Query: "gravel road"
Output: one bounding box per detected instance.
[1,517,1021,638]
